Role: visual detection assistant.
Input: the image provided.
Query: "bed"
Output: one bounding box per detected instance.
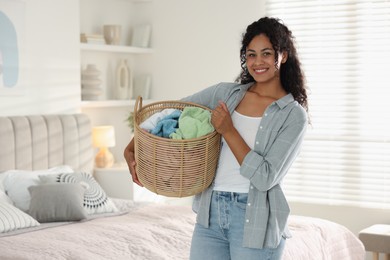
[0,114,365,260]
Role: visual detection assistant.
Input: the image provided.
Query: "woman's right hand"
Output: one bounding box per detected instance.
[124,139,143,186]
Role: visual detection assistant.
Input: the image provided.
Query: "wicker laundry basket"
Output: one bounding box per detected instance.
[133,96,221,197]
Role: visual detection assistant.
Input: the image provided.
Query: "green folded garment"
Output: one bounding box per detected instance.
[170,107,214,139]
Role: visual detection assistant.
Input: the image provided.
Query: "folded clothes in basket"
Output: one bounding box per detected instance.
[170,107,214,140]
[140,108,178,132]
[150,110,182,138]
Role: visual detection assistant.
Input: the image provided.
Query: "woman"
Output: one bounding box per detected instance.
[124,17,308,260]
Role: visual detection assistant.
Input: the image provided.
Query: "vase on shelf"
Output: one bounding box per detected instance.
[103,25,121,45]
[81,64,103,100]
[115,59,133,100]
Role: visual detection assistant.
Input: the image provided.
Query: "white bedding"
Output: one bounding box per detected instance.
[0,200,365,260]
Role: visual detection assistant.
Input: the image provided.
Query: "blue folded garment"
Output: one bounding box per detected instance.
[150,110,182,137]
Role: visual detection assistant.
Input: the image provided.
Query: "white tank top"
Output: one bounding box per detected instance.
[213,110,262,193]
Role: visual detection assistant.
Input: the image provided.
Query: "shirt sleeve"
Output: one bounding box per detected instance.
[180,82,234,109]
[240,108,307,191]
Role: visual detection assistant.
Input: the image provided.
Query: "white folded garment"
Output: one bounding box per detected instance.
[140,108,178,131]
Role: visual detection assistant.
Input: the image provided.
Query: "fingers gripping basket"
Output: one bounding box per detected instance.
[134,96,221,197]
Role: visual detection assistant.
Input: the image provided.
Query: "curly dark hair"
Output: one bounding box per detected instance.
[237,17,308,111]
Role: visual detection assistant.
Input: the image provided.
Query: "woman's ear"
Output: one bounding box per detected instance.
[281,51,288,63]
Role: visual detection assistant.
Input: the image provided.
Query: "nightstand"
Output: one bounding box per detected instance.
[359,224,390,260]
[94,163,133,200]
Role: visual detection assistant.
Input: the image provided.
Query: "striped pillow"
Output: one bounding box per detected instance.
[0,200,40,233]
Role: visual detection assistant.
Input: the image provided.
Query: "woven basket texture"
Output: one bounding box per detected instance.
[134,97,221,197]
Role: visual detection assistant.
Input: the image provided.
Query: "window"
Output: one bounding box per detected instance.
[266,0,390,209]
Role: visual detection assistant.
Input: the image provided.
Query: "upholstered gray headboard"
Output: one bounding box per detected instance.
[0,114,93,172]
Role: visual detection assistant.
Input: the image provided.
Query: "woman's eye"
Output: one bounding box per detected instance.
[263,52,272,56]
[246,53,255,58]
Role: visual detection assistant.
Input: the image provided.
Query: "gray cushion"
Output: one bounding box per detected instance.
[28,183,87,223]
[40,172,118,215]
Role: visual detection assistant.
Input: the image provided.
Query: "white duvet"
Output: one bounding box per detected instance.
[0,201,365,260]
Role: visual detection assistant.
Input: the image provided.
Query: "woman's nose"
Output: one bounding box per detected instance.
[254,55,263,65]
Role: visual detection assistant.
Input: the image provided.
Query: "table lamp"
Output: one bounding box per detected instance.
[92,125,116,168]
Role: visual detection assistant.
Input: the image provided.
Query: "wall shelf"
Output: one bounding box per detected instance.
[80,43,153,54]
[81,99,155,108]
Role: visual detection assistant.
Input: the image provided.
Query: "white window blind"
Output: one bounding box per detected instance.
[266,0,390,209]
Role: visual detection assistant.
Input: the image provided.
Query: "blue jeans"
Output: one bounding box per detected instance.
[190,191,285,260]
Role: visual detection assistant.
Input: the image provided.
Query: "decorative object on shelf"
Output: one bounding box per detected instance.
[103,25,121,45]
[115,59,133,100]
[133,74,151,99]
[80,33,105,44]
[92,125,116,168]
[131,24,151,48]
[81,64,103,100]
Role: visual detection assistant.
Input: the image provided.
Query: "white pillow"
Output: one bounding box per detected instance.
[0,173,7,191]
[0,189,13,205]
[3,165,74,212]
[0,201,40,233]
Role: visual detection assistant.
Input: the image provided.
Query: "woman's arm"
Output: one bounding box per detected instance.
[241,113,307,191]
[123,138,143,186]
[211,101,251,164]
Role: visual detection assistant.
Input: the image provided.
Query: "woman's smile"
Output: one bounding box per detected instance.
[253,68,267,74]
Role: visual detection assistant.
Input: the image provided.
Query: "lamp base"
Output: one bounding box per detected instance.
[95,147,114,168]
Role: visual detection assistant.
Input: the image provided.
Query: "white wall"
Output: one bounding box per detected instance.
[0,0,80,116]
[290,202,390,235]
[149,0,265,100]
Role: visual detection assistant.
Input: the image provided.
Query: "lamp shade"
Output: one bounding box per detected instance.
[92,126,116,148]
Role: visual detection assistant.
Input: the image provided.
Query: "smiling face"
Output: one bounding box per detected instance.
[245,34,287,85]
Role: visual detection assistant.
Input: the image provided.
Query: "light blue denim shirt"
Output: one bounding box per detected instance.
[182,82,308,249]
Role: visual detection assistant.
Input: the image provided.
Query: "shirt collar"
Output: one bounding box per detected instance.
[274,93,295,109]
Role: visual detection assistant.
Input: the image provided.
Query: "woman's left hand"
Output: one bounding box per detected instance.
[211,101,234,135]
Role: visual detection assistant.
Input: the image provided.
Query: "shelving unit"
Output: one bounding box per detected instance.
[80,40,153,108]
[80,0,154,167]
[81,100,133,108]
[80,43,153,54]
[80,0,153,106]
[80,43,153,106]
[81,98,155,108]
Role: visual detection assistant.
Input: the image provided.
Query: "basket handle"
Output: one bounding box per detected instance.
[134,96,143,118]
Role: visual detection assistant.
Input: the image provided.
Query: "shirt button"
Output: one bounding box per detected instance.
[259,126,263,129]
[250,186,254,189]
[247,203,251,206]
[256,141,259,145]
[246,219,250,223]
[264,113,268,116]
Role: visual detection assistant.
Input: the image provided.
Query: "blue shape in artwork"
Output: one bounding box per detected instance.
[0,11,19,88]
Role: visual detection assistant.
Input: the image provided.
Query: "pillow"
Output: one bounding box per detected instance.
[0,189,13,205]
[0,173,7,191]
[40,172,118,215]
[0,201,40,233]
[3,165,74,212]
[28,183,87,223]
